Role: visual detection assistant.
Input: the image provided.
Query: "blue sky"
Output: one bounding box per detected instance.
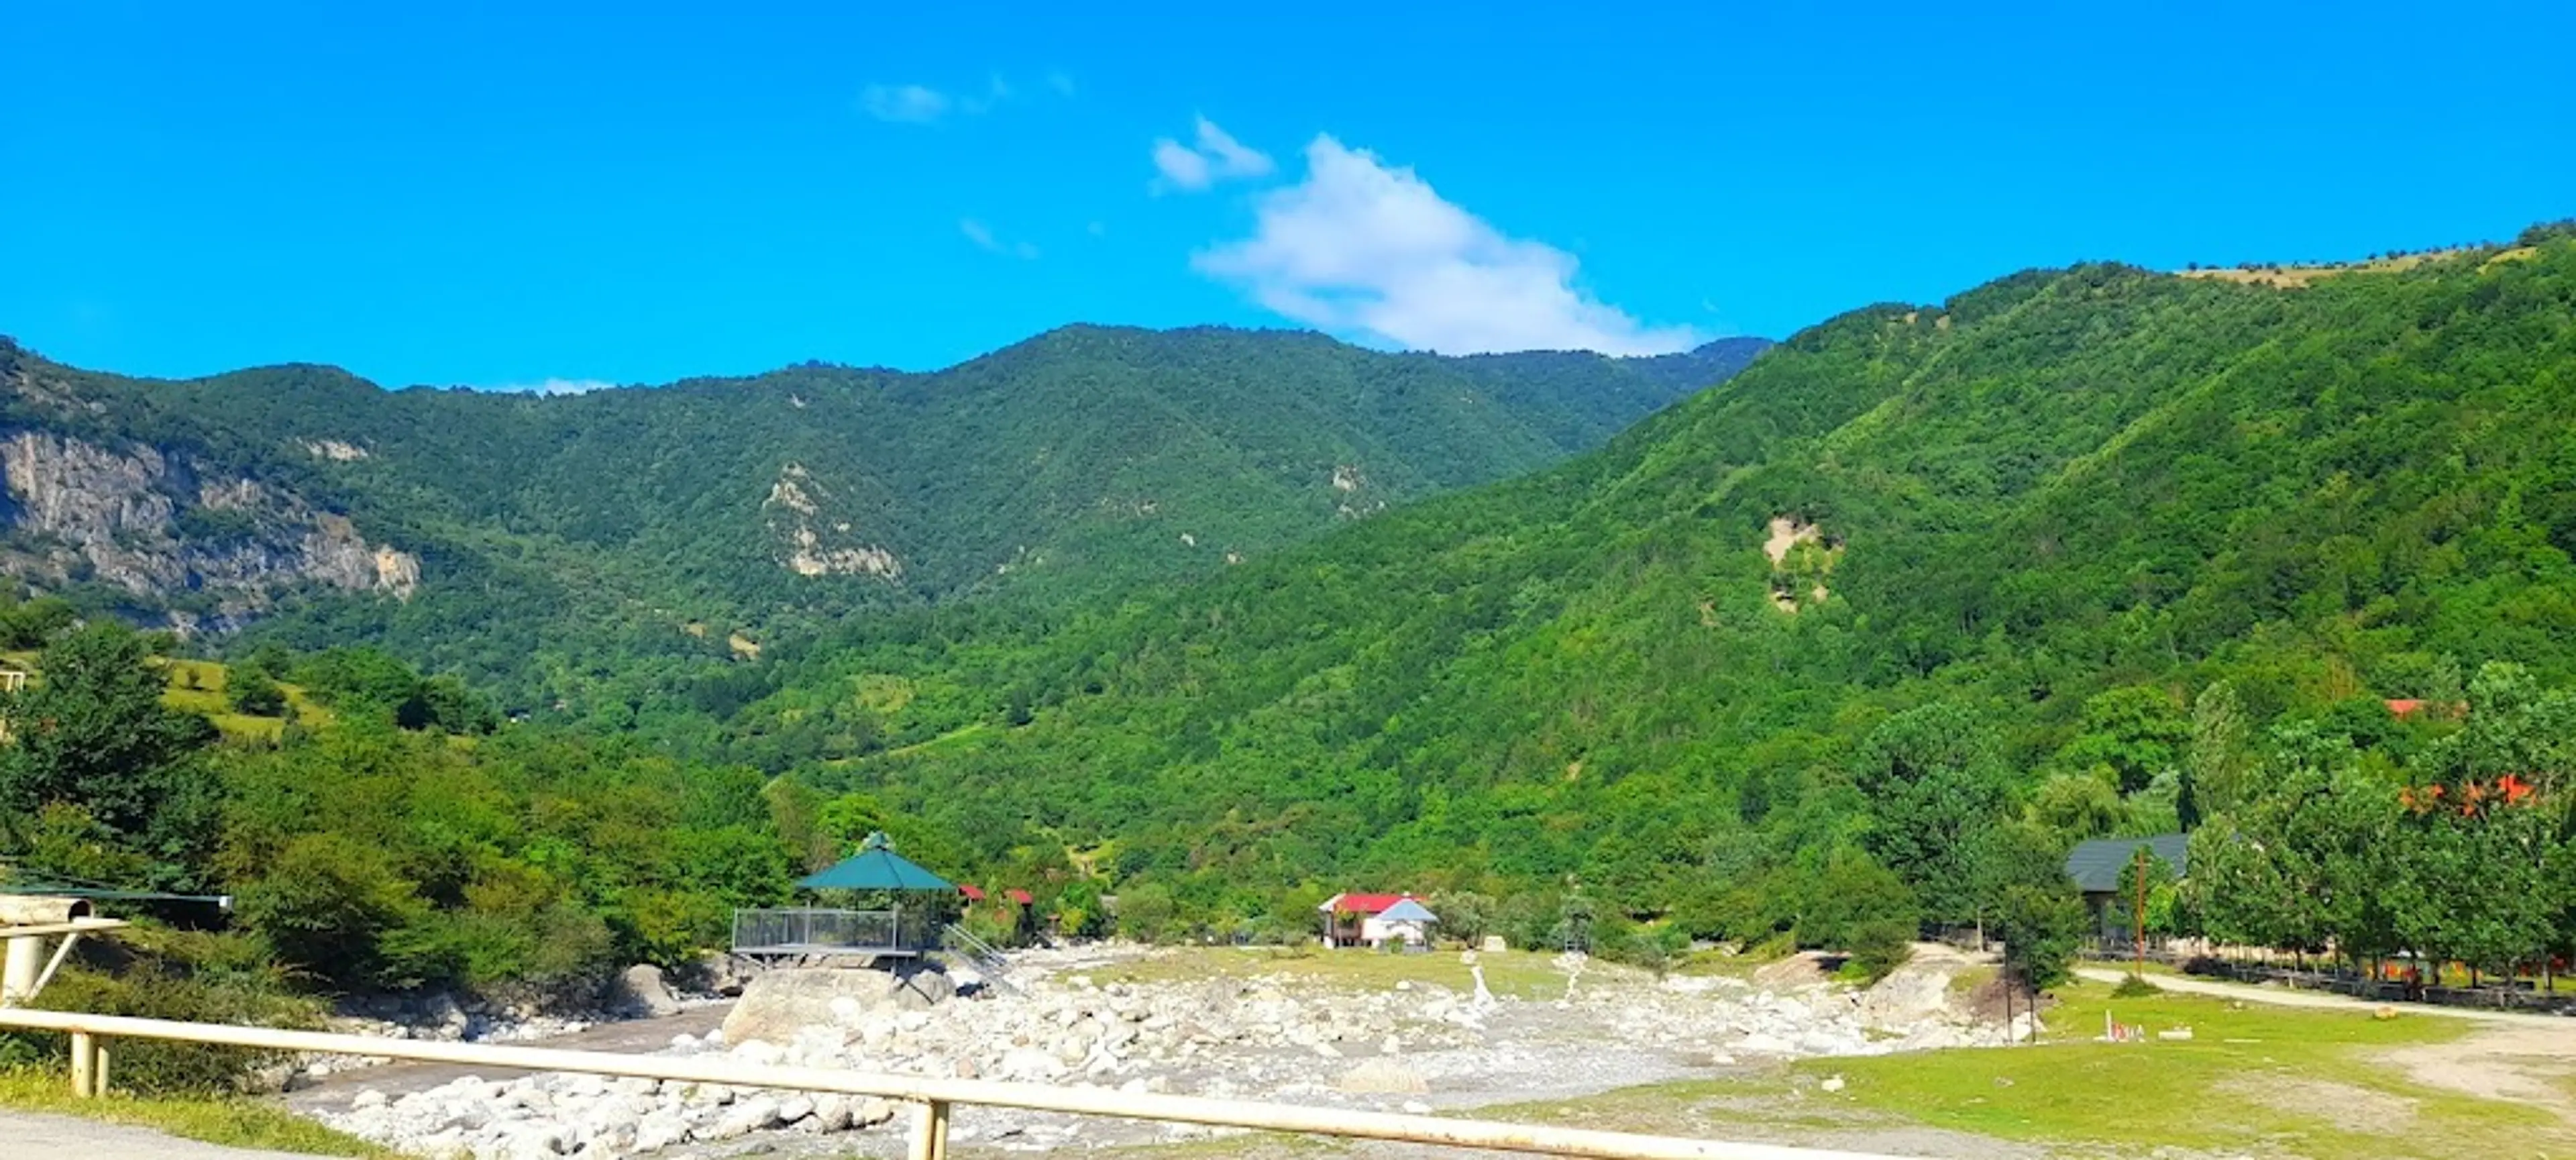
[5,1,2572,390]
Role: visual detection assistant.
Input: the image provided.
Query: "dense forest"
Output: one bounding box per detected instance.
[7,226,2576,1079]
[751,226,2576,970]
[0,327,1766,715]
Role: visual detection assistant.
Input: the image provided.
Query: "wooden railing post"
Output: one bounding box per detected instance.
[909,1098,951,1160]
[95,1037,109,1096]
[68,1030,93,1097]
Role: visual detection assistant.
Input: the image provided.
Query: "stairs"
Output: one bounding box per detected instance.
[942,924,1021,996]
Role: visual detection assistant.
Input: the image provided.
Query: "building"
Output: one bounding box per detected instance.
[1318,892,1439,949]
[2064,833,2189,939]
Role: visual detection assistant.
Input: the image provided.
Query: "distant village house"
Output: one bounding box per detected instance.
[1318,892,1439,949]
[2063,834,2188,939]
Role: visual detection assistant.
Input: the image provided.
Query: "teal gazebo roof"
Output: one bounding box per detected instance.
[796,832,957,892]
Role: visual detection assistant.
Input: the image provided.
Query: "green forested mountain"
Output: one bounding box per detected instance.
[11,228,2576,1014]
[760,229,2576,941]
[0,327,1768,711]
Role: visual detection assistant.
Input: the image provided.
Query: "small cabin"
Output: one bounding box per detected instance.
[2064,834,2189,939]
[1318,892,1439,949]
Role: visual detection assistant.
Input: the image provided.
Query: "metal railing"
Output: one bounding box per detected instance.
[0,1008,1896,1160]
[939,922,1020,995]
[731,907,928,957]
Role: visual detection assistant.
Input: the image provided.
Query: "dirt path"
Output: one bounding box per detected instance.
[278,1004,732,1114]
[2076,967,2576,1118]
[0,1110,327,1159]
[2071,967,2573,1024]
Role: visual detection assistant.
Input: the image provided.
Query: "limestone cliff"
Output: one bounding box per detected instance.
[0,429,419,630]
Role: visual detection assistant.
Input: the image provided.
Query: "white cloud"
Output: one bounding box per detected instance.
[493,378,616,396]
[1150,116,1274,193]
[861,83,951,123]
[1151,140,1212,191]
[960,218,1039,260]
[1192,136,1700,356]
[864,74,1053,123]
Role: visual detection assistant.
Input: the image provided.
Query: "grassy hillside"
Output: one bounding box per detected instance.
[1,651,327,743]
[760,229,2576,931]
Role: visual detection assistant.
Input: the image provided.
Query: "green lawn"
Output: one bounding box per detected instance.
[0,1067,387,1156]
[1796,981,2564,1157]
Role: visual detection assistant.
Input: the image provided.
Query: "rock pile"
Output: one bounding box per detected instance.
[314,947,2019,1159]
[329,1065,904,1159]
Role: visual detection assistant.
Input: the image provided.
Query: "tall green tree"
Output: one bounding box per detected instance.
[0,623,220,886]
[1853,703,2014,925]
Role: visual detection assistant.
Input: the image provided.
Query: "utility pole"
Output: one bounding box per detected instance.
[2133,845,2149,980]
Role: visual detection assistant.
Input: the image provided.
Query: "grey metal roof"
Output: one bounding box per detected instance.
[1377,899,1438,922]
[2064,834,2189,894]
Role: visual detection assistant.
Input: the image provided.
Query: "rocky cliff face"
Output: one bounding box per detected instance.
[761,464,902,580]
[0,429,419,629]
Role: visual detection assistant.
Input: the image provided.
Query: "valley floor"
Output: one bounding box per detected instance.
[17,945,2569,1159]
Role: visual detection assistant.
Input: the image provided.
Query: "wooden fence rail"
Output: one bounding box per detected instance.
[0,1008,1897,1160]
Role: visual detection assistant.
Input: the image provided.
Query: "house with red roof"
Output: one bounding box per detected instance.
[958,884,1044,945]
[1318,892,1440,949]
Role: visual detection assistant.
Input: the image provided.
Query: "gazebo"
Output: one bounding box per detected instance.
[732,833,957,959]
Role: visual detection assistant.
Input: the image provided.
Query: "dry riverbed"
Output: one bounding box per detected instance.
[303,943,2014,1159]
[287,947,2576,1159]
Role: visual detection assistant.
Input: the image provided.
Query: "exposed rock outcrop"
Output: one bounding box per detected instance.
[0,429,420,627]
[761,463,903,579]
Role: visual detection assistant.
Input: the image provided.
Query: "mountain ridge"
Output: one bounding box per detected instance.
[0,325,1772,708]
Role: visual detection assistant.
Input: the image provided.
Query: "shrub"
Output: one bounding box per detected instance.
[0,929,321,1095]
[226,668,286,717]
[1799,850,1920,984]
[1843,917,1917,984]
[2111,973,2162,998]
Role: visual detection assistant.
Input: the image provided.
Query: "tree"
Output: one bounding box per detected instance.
[2185,681,2252,827]
[1992,878,2086,992]
[1115,882,1179,942]
[2190,725,2395,967]
[1428,890,1497,945]
[0,594,77,649]
[233,831,428,988]
[228,667,288,717]
[2055,686,2189,796]
[2030,772,2126,840]
[1853,703,2014,924]
[1800,849,1919,983]
[0,623,220,886]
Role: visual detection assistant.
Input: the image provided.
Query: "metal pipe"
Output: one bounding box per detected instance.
[30,931,84,1000]
[0,1008,1894,1160]
[1,937,40,1006]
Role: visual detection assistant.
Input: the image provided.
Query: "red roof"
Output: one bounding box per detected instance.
[1320,892,1411,914]
[2387,698,2427,717]
[1007,888,1034,905]
[958,884,987,902]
